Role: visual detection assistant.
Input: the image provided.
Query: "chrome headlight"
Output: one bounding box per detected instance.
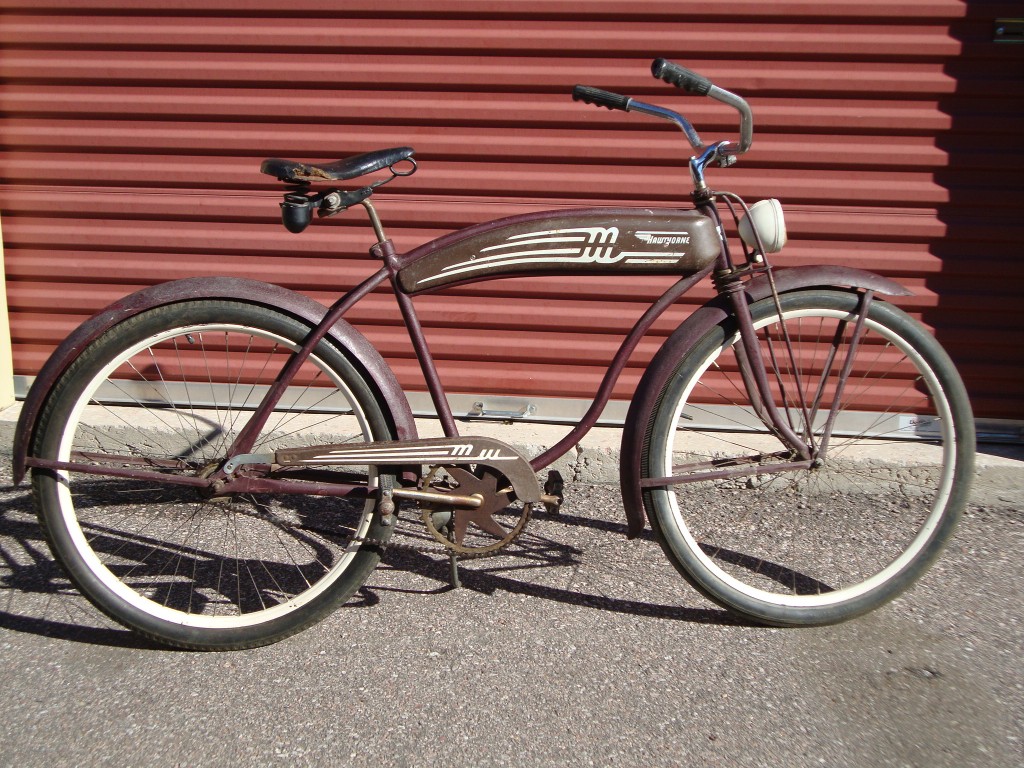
[738,198,787,253]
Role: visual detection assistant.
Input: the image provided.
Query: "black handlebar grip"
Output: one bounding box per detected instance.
[651,58,713,96]
[572,85,631,111]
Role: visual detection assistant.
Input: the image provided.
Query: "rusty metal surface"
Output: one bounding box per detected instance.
[396,208,720,293]
[0,1,1021,419]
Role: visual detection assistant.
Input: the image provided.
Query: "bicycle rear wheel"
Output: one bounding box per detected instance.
[32,300,397,650]
[642,289,974,625]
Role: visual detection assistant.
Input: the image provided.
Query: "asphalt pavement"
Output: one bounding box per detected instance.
[1,420,1021,767]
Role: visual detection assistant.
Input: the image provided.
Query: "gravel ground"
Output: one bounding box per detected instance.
[1,425,1021,768]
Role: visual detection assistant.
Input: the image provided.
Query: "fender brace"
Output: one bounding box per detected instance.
[619,265,912,538]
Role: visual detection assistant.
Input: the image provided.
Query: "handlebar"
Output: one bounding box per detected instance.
[573,58,754,156]
[650,58,713,95]
[571,85,631,112]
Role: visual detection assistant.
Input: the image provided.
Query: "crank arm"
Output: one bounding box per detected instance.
[390,487,562,509]
[393,487,483,508]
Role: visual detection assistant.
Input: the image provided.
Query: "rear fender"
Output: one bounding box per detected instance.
[619,266,911,538]
[13,277,417,484]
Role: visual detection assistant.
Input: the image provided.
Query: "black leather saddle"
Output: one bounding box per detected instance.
[261,146,415,184]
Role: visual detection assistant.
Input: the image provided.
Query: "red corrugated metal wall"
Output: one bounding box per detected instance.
[1,1,1022,423]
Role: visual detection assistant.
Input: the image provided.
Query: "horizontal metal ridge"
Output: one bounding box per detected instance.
[0,1,989,19]
[5,53,1011,96]
[0,16,969,58]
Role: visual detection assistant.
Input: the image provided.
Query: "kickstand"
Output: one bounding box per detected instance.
[448,551,461,589]
[443,521,461,589]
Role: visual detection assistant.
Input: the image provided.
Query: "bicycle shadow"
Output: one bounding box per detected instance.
[362,506,753,625]
[374,547,745,626]
[0,476,753,647]
[0,488,159,649]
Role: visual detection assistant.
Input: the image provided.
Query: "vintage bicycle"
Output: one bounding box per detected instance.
[12,59,975,650]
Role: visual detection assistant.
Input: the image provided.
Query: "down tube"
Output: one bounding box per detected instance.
[530,263,715,472]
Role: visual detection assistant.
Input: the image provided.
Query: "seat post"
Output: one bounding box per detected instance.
[360,198,388,243]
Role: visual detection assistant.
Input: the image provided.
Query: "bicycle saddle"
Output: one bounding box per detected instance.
[261,146,415,184]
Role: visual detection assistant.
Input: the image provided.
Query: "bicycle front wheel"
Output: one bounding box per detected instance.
[32,300,397,650]
[642,289,974,626]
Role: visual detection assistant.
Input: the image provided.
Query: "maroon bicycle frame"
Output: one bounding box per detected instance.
[17,193,911,540]
[220,202,718,470]
[221,197,825,475]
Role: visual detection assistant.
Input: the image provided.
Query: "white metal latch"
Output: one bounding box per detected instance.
[467,400,537,420]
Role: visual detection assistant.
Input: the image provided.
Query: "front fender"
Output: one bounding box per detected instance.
[13,277,417,484]
[619,265,911,538]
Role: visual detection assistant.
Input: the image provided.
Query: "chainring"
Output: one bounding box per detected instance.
[419,466,531,556]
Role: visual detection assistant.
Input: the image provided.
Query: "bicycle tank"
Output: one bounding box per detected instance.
[397,208,719,294]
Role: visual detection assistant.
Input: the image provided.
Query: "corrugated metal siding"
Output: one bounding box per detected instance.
[1,1,1021,420]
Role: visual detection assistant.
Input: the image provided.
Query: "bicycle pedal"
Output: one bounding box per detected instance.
[542,470,565,515]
